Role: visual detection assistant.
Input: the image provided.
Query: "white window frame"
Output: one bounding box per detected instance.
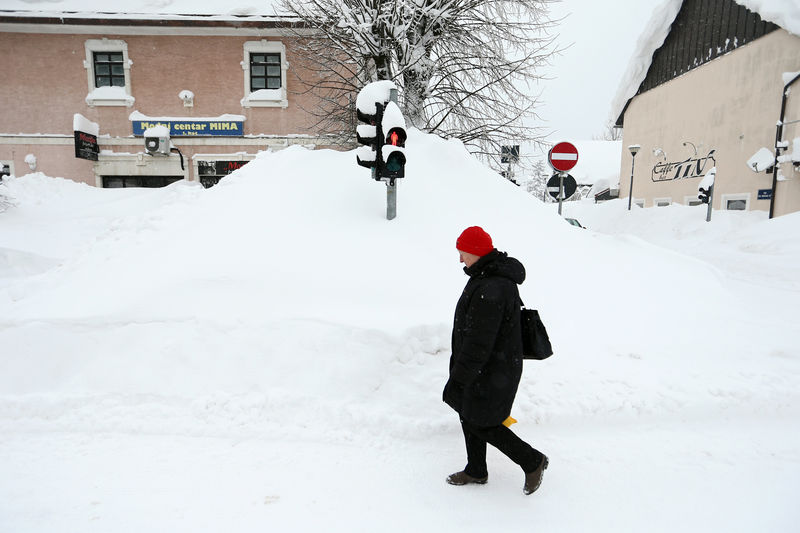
[684,195,703,206]
[241,40,288,109]
[721,193,750,211]
[84,39,134,107]
[1,160,14,178]
[653,197,671,207]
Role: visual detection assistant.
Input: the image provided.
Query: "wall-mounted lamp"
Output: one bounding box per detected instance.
[179,90,194,107]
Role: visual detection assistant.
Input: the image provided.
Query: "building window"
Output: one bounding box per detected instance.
[654,197,671,207]
[721,193,750,211]
[633,199,644,208]
[1,161,12,178]
[93,52,125,88]
[84,39,134,107]
[102,176,183,188]
[241,40,288,108]
[250,53,282,91]
[684,195,702,206]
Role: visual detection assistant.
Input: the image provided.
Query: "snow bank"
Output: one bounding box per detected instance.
[1,131,799,532]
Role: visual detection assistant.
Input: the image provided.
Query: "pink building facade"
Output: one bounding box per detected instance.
[0,12,341,188]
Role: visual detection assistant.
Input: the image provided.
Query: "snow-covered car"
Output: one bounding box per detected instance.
[564,217,584,229]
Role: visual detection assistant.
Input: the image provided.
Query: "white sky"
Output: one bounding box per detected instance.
[537,0,666,141]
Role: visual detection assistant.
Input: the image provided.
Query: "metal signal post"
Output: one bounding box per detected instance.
[355,82,407,220]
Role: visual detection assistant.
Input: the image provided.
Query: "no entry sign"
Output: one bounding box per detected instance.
[548,142,579,172]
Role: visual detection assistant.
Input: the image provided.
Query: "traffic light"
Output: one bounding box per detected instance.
[356,103,384,172]
[698,186,712,204]
[379,101,406,183]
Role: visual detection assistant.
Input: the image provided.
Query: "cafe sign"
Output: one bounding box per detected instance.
[652,150,716,182]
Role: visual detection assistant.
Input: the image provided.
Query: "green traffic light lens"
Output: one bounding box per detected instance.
[385,154,404,172]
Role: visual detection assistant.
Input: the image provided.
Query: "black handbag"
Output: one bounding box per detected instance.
[520,300,553,360]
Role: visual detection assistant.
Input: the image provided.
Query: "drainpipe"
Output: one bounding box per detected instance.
[769,72,800,219]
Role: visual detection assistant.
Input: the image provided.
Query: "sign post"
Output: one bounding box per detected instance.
[546,173,577,214]
[547,142,579,216]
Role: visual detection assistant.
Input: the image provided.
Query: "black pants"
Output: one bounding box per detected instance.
[461,419,543,477]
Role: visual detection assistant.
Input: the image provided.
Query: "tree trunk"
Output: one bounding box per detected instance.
[402,68,428,129]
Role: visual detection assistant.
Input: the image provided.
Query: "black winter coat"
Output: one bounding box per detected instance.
[443,249,525,427]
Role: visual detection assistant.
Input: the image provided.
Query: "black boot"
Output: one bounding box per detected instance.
[523,455,548,495]
[446,471,488,486]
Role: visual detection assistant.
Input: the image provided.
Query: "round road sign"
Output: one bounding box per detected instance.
[548,142,579,172]
[547,173,577,200]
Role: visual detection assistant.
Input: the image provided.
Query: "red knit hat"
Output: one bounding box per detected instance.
[456,226,494,257]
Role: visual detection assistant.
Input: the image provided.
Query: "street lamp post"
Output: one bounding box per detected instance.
[627,144,641,210]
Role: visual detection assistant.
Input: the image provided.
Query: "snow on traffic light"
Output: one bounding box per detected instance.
[355,81,407,183]
[380,101,406,183]
[356,103,382,171]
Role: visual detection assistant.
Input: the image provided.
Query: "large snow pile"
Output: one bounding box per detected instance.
[1,131,799,532]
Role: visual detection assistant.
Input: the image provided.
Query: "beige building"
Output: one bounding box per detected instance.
[613,0,800,217]
[0,11,339,188]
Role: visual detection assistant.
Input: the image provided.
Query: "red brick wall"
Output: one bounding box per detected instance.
[0,32,323,137]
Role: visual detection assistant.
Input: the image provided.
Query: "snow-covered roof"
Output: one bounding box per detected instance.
[609,0,800,126]
[0,0,283,17]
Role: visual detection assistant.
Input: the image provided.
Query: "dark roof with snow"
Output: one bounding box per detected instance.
[611,0,800,127]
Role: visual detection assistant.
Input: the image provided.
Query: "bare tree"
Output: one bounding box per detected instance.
[592,120,623,141]
[280,0,559,159]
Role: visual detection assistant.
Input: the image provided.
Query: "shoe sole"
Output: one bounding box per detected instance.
[446,476,488,486]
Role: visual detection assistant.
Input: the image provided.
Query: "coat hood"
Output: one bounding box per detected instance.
[464,250,525,285]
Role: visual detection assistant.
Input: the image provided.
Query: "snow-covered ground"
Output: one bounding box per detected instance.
[1,131,799,532]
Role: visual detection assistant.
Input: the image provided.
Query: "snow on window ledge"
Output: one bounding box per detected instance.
[86,86,135,107]
[241,89,287,108]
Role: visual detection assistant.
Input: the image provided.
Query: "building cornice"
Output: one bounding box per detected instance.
[0,11,313,36]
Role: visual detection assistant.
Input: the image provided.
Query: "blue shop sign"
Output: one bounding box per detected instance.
[757,189,772,200]
[132,120,244,137]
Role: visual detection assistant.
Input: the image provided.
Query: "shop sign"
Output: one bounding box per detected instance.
[214,161,247,174]
[132,120,244,137]
[74,130,99,161]
[652,150,716,182]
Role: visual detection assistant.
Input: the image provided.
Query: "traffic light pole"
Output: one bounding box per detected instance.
[386,88,399,220]
[706,185,714,222]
